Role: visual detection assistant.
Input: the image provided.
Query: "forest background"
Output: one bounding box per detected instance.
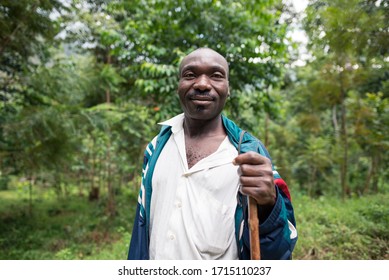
[0,0,388,260]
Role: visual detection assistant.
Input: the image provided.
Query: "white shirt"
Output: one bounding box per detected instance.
[149,114,240,260]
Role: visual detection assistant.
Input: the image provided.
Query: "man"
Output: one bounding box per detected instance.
[128,47,297,260]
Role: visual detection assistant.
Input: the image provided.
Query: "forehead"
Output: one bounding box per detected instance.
[180,49,229,75]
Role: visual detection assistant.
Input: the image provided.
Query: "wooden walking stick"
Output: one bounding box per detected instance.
[238,131,261,260]
[248,196,260,259]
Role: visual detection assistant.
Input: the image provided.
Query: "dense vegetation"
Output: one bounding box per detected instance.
[1,0,388,259]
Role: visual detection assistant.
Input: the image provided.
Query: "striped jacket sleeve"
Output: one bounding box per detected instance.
[127,136,158,260]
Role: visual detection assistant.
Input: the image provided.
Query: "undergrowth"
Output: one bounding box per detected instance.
[0,185,136,260]
[292,192,389,260]
[0,184,388,260]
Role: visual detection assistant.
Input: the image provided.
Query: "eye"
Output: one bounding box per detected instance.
[211,72,225,80]
[182,71,196,79]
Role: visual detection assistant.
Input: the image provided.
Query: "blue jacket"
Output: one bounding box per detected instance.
[128,115,297,260]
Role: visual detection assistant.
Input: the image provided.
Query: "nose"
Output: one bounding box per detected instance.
[193,75,212,91]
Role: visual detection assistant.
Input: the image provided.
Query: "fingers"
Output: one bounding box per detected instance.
[233,151,276,206]
[239,174,273,186]
[233,151,270,166]
[239,175,274,200]
[237,164,273,177]
[234,152,273,178]
[240,183,276,206]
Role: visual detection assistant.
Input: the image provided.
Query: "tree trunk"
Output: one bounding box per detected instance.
[339,72,349,199]
[106,129,116,216]
[77,169,84,197]
[82,153,90,198]
[63,167,69,198]
[98,152,103,191]
[332,105,339,135]
[363,158,373,195]
[89,137,100,201]
[105,52,116,217]
[54,172,62,199]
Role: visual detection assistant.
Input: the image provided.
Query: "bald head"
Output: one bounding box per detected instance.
[177,47,230,121]
[179,48,229,78]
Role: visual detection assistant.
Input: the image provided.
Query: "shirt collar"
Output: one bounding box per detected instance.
[158,113,185,134]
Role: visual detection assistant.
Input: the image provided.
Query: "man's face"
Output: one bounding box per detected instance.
[177,48,229,121]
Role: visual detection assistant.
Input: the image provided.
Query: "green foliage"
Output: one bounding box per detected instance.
[109,0,289,121]
[293,193,389,260]
[294,136,333,196]
[0,0,66,116]
[0,183,137,260]
[273,0,389,197]
[0,0,64,70]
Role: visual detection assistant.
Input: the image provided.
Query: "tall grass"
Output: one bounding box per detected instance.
[292,193,389,259]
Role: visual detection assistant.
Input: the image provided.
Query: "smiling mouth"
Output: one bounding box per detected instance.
[189,95,214,101]
[190,98,213,106]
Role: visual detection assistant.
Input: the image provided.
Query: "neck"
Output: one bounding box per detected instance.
[183,114,225,138]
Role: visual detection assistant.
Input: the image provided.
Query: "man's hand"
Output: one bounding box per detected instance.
[233,151,276,206]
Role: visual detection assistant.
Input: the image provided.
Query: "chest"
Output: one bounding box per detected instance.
[185,135,226,169]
